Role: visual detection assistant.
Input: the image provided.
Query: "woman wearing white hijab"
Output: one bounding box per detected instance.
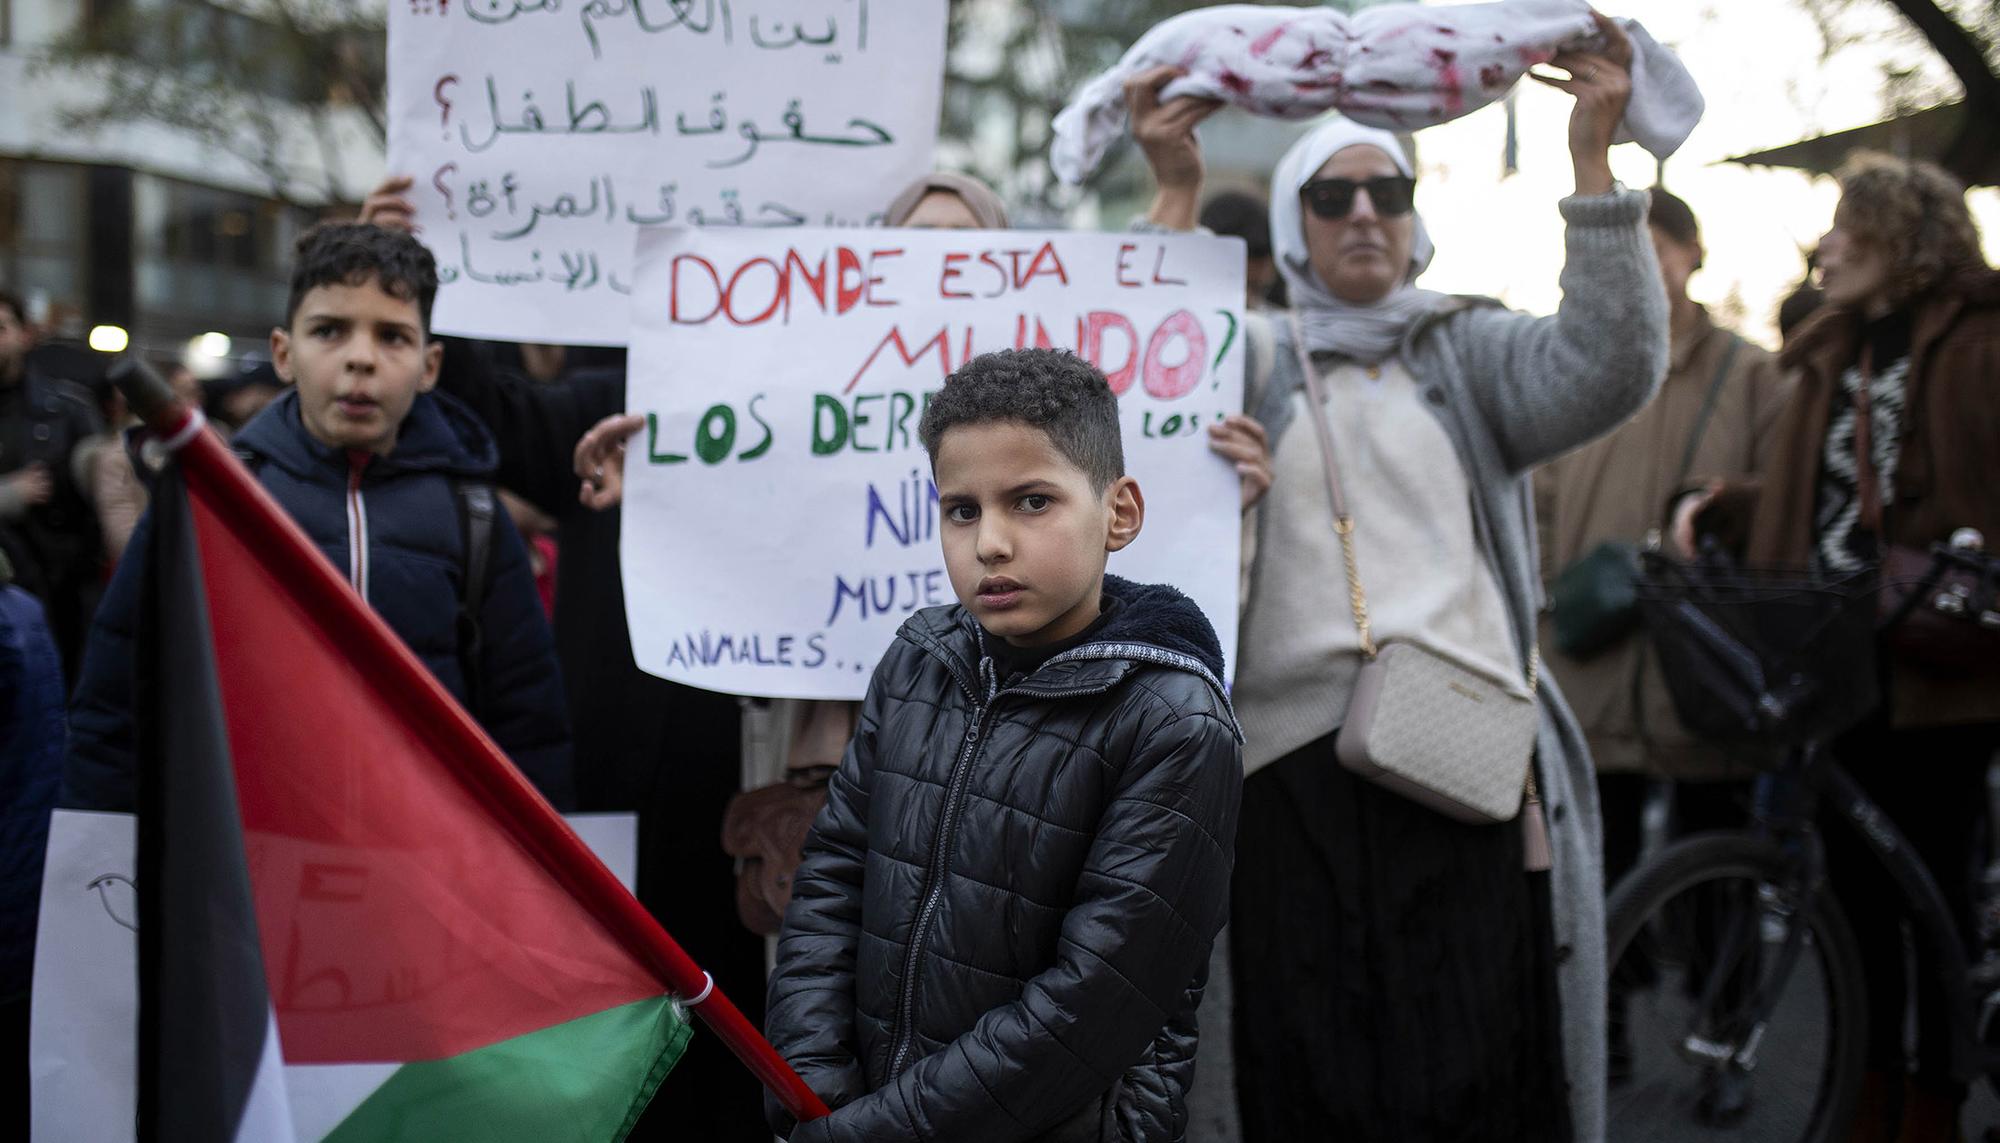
[1138,16,1667,1141]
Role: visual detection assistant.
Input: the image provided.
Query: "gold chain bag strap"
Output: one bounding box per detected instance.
[1287,315,1550,864]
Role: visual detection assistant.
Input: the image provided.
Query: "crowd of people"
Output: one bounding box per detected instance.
[4,15,2000,1142]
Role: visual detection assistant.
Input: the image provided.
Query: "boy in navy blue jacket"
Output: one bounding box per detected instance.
[64,224,573,810]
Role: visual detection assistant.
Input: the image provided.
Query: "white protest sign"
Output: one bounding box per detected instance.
[28,811,135,1143]
[620,227,1246,700]
[387,1,946,346]
[29,810,640,1143]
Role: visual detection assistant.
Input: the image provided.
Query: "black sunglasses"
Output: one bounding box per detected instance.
[1300,176,1417,220]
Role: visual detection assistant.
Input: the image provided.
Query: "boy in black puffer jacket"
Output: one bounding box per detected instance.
[766,350,1242,1143]
[63,224,573,811]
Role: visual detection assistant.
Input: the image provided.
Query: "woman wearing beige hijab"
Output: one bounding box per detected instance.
[882,172,1011,231]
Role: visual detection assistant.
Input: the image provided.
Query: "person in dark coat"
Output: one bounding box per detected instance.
[764,350,1242,1143]
[62,223,573,812]
[0,552,66,1138]
[0,291,105,683]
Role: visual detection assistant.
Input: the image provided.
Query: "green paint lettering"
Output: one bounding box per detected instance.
[645,412,687,465]
[888,390,917,451]
[695,404,736,465]
[738,394,774,461]
[811,394,849,456]
[851,394,883,453]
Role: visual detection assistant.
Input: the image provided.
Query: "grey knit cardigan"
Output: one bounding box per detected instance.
[1240,186,1667,1141]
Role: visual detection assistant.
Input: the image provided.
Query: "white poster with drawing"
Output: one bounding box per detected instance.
[387,1,946,345]
[29,810,640,1142]
[620,227,1247,700]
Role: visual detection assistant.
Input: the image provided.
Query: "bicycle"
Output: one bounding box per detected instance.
[1602,537,2000,1142]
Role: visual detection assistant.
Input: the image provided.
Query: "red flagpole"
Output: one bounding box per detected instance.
[111,360,829,1124]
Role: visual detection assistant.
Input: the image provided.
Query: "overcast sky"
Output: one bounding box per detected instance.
[1407,0,2000,344]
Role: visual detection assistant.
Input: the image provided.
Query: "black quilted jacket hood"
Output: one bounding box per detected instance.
[767,576,1242,1143]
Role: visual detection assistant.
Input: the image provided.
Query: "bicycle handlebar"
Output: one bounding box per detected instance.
[1929,540,1998,574]
[1877,538,2000,637]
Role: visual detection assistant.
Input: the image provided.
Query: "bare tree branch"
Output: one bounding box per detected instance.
[38,0,383,205]
[1885,0,2000,97]
[1879,0,2000,179]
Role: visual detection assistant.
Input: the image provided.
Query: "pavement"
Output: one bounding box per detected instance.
[1602,765,2000,1140]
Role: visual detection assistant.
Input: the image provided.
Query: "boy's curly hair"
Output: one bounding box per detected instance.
[918,349,1124,491]
[285,222,440,334]
[1834,152,1984,307]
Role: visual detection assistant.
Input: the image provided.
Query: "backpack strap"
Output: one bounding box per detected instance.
[233,450,499,713]
[453,481,499,717]
[1669,332,1742,491]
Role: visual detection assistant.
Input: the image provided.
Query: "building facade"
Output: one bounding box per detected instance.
[0,0,381,373]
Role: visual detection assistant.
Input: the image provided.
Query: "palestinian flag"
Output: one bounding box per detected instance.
[128,393,817,1141]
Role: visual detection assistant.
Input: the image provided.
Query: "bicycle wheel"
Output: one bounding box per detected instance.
[1605,833,1868,1143]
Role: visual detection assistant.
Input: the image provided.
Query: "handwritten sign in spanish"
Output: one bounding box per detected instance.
[387,1,946,346]
[620,228,1247,700]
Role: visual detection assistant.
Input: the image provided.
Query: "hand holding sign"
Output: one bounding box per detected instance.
[360,175,420,233]
[575,413,647,510]
[1208,414,1272,512]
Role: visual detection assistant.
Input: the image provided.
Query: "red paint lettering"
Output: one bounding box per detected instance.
[846,325,952,393]
[836,248,866,314]
[783,248,829,309]
[669,254,723,324]
[1020,241,1069,287]
[1151,246,1187,286]
[723,257,784,326]
[939,252,972,299]
[1012,315,1060,350]
[978,252,1010,296]
[867,248,904,307]
[1116,242,1142,288]
[1142,310,1207,400]
[1082,311,1139,395]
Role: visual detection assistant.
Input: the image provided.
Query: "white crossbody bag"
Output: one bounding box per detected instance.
[1287,315,1551,866]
